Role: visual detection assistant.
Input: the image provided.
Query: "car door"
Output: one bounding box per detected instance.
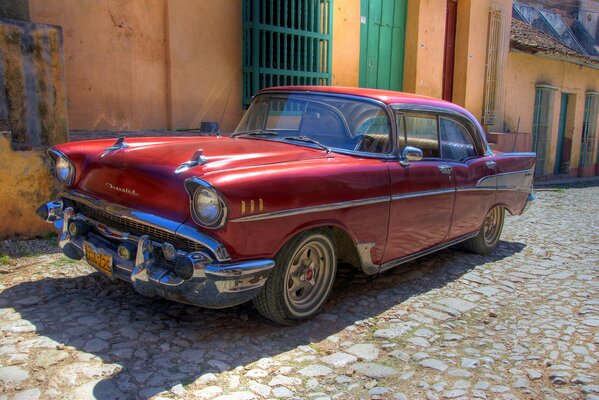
[382,112,456,267]
[439,116,498,239]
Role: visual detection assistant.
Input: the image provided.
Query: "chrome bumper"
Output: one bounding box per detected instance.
[37,200,275,309]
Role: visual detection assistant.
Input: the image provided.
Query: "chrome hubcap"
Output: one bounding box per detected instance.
[483,208,502,246]
[285,240,331,311]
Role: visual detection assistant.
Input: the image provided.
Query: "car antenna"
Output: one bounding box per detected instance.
[217,80,235,138]
[512,116,521,152]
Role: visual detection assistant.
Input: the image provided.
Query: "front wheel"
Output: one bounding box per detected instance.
[253,229,337,325]
[463,207,505,255]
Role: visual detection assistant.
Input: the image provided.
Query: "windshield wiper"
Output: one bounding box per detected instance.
[231,129,279,138]
[283,135,331,154]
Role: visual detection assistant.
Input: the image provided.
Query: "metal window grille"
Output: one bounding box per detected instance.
[242,0,333,108]
[580,93,599,167]
[532,86,556,176]
[482,7,507,127]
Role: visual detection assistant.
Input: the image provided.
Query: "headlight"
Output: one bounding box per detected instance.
[47,149,75,186]
[194,188,222,225]
[185,178,228,229]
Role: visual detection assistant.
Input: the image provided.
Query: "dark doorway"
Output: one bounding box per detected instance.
[442,0,458,101]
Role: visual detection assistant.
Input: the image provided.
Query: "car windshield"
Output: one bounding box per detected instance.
[234,93,392,154]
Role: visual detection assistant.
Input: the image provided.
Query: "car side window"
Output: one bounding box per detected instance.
[439,117,478,161]
[403,115,440,158]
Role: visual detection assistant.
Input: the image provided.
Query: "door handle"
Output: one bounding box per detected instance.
[438,165,453,174]
[486,161,497,169]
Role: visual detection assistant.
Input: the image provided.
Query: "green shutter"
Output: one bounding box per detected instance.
[242,0,333,108]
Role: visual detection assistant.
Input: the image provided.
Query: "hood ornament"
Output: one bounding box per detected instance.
[101,136,129,158]
[175,149,208,174]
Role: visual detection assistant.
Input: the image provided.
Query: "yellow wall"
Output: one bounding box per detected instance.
[504,51,599,175]
[332,1,360,87]
[0,134,56,239]
[403,0,447,99]
[453,0,512,120]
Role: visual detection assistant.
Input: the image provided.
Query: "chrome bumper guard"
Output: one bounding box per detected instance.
[38,200,275,309]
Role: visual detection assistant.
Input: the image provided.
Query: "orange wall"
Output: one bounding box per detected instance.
[404,0,447,99]
[332,1,360,87]
[166,0,243,132]
[29,0,169,131]
[29,0,361,133]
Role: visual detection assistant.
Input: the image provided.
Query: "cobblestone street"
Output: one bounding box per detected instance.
[0,183,598,400]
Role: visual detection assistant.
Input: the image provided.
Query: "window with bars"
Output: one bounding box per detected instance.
[482,6,507,128]
[242,0,333,108]
[580,92,599,167]
[532,85,557,176]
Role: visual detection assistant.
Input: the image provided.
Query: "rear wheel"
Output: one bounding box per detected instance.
[463,207,505,255]
[253,229,337,325]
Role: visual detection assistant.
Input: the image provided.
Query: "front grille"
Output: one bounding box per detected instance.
[72,201,206,253]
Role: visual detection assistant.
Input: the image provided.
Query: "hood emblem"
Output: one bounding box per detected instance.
[101,137,129,158]
[175,149,208,174]
[105,182,139,196]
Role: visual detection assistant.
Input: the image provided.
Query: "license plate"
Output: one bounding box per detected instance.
[83,242,114,279]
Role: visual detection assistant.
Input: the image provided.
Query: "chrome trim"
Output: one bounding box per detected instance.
[485,161,497,169]
[184,177,229,229]
[456,187,497,193]
[438,165,453,174]
[61,190,231,262]
[175,149,208,174]
[391,188,455,201]
[45,200,64,222]
[47,148,75,186]
[101,136,129,158]
[59,207,75,249]
[230,196,389,222]
[495,152,536,157]
[379,231,478,273]
[477,169,535,192]
[205,259,275,278]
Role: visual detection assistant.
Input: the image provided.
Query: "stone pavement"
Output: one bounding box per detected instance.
[0,184,597,400]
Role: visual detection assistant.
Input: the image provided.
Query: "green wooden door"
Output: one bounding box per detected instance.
[359,0,407,91]
[554,93,568,175]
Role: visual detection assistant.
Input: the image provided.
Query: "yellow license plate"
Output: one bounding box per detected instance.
[83,242,113,279]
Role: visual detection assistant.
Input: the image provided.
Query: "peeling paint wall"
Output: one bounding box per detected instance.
[0,133,57,239]
[0,18,68,146]
[0,17,67,239]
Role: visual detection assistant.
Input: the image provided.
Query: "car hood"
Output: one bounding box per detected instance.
[65,136,330,222]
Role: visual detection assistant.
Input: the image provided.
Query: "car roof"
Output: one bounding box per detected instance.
[260,85,475,119]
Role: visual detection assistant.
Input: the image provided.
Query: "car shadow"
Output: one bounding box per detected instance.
[0,240,526,399]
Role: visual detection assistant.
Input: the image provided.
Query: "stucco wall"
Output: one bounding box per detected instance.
[166,0,242,132]
[29,0,169,131]
[403,0,446,99]
[504,51,599,175]
[331,1,360,87]
[0,133,55,239]
[29,0,361,133]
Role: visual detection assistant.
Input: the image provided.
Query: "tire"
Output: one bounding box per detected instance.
[253,229,337,325]
[463,207,505,255]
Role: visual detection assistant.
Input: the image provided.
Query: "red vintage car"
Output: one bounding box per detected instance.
[37,86,535,324]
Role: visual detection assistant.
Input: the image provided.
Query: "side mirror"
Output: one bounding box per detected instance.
[400,146,423,166]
